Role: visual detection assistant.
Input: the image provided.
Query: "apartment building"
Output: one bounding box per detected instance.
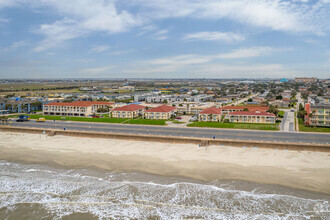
[111,104,145,118]
[226,111,276,124]
[198,107,222,122]
[305,103,330,127]
[144,105,176,120]
[219,106,269,114]
[43,101,114,117]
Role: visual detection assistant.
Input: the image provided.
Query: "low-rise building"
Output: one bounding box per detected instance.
[219,106,269,114]
[111,104,145,118]
[43,101,114,117]
[198,107,222,122]
[305,103,330,127]
[226,111,276,124]
[144,105,176,120]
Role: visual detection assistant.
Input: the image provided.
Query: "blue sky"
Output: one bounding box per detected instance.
[0,0,330,79]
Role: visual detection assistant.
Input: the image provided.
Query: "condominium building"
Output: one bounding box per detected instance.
[144,105,176,120]
[198,107,222,122]
[305,103,330,127]
[226,111,276,124]
[43,101,114,117]
[111,104,145,118]
[219,106,269,114]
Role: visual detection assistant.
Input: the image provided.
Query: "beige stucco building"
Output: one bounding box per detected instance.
[226,111,276,124]
[111,104,145,118]
[43,101,114,117]
[198,107,222,122]
[144,105,176,120]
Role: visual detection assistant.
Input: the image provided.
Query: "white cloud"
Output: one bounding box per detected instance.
[133,0,330,34]
[81,65,115,74]
[152,29,169,40]
[183,31,244,43]
[34,19,85,52]
[217,47,276,59]
[0,0,16,9]
[122,46,290,77]
[11,40,29,49]
[29,0,143,51]
[90,45,110,53]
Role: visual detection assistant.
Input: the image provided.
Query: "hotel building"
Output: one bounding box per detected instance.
[198,107,222,122]
[305,103,330,127]
[219,106,269,114]
[144,105,177,120]
[43,101,114,117]
[111,104,145,118]
[226,111,276,124]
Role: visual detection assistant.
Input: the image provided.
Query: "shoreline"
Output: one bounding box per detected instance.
[1,131,330,194]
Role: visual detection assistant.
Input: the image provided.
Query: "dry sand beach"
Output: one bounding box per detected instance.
[0,131,330,194]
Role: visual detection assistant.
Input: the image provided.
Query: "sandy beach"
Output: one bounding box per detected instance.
[1,131,330,194]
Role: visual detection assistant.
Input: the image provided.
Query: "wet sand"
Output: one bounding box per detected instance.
[1,131,330,194]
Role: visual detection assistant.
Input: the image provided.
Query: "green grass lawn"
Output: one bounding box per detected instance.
[9,114,127,123]
[278,110,285,118]
[187,121,279,130]
[298,119,330,133]
[123,119,166,125]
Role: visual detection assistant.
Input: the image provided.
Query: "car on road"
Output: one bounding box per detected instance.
[291,108,295,112]
[16,115,31,122]
[92,115,100,118]
[36,118,46,122]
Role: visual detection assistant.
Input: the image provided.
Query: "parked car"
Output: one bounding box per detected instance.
[92,115,100,118]
[176,117,182,120]
[190,117,197,122]
[36,118,46,122]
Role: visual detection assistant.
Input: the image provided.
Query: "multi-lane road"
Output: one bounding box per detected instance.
[8,120,330,145]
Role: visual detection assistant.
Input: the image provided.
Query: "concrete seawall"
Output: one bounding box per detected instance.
[1,125,329,152]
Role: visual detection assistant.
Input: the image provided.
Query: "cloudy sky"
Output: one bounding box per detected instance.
[0,0,330,79]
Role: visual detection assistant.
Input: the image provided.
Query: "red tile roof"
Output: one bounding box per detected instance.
[220,106,269,111]
[45,101,114,107]
[112,104,145,112]
[145,105,176,113]
[199,107,222,114]
[229,111,275,116]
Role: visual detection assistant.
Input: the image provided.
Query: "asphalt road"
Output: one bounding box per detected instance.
[280,111,295,132]
[8,120,330,145]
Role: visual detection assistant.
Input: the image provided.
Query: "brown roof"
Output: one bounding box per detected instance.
[229,111,275,116]
[112,104,145,112]
[220,106,269,111]
[199,107,222,114]
[45,101,114,107]
[145,105,176,113]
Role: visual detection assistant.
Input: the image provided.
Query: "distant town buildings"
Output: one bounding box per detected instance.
[295,77,317,83]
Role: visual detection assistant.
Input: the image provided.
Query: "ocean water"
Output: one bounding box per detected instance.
[0,161,329,220]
